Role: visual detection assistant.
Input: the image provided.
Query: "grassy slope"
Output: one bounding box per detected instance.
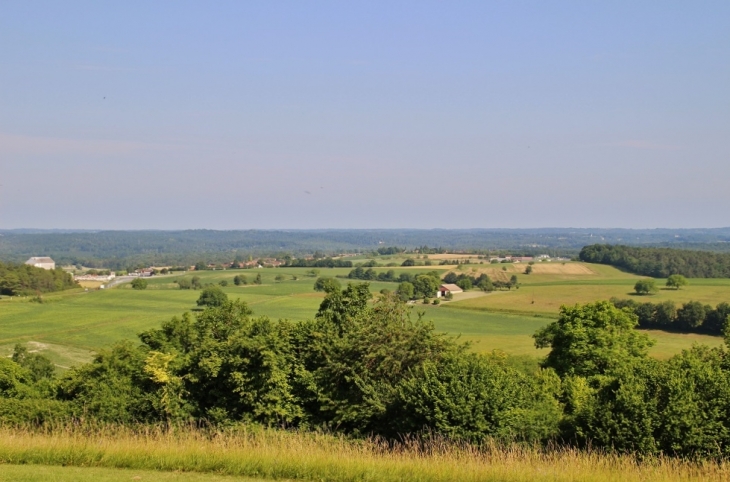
[0,263,725,367]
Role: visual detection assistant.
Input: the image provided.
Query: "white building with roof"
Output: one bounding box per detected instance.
[24,257,56,270]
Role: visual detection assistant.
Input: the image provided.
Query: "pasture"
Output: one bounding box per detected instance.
[0,262,726,368]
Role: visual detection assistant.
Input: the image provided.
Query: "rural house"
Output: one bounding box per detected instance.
[437,283,463,298]
[24,257,56,270]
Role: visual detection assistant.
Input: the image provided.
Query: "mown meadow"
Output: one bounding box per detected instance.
[0,261,726,368]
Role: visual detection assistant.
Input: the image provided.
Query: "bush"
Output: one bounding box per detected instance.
[396,353,562,443]
[131,278,148,290]
[634,279,657,295]
[176,278,192,290]
[313,277,341,293]
[196,285,228,307]
[0,398,74,426]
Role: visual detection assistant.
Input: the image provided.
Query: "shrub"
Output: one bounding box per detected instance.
[634,279,657,295]
[131,278,148,290]
[196,286,228,307]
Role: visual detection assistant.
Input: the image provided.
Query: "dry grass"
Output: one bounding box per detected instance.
[0,426,728,482]
[529,263,595,275]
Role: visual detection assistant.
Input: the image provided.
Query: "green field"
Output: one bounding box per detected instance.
[0,263,726,368]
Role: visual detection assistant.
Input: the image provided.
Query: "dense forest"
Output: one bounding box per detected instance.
[4,284,730,459]
[611,297,730,335]
[579,244,730,278]
[0,262,77,296]
[3,228,730,269]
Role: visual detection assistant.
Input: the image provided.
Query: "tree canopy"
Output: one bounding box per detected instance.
[196,285,228,307]
[580,244,730,278]
[666,274,688,290]
[634,279,657,295]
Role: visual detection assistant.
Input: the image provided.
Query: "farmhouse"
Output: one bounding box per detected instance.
[437,283,463,298]
[24,257,55,270]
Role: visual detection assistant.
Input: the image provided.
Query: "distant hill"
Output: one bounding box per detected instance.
[579,244,730,278]
[1,228,730,270]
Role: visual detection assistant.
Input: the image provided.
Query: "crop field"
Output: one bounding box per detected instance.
[0,262,726,368]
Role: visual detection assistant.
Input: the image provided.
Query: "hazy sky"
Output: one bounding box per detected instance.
[1,1,728,229]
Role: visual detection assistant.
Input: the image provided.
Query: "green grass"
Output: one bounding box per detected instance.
[0,264,726,369]
[0,464,272,482]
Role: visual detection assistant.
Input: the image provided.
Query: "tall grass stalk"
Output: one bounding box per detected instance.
[0,425,727,481]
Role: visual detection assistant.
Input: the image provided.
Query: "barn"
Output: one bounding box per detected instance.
[438,283,463,298]
[24,257,56,270]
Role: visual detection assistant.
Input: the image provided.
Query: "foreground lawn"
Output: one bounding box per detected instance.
[0,464,272,482]
[0,427,727,482]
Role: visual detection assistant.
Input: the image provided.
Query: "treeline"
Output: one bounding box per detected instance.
[443,271,518,291]
[285,258,353,268]
[579,244,730,278]
[346,268,519,294]
[346,268,444,300]
[611,297,730,335]
[0,262,77,296]
[6,290,730,459]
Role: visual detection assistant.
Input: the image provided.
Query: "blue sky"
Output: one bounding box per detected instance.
[1,1,728,229]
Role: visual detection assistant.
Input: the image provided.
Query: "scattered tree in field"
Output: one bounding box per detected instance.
[634,279,657,295]
[191,276,202,290]
[218,280,228,287]
[196,285,228,307]
[254,273,262,285]
[666,274,688,290]
[525,265,533,274]
[275,274,285,282]
[396,281,414,301]
[510,275,519,289]
[131,278,148,290]
[233,274,247,286]
[313,277,341,293]
[401,258,416,267]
